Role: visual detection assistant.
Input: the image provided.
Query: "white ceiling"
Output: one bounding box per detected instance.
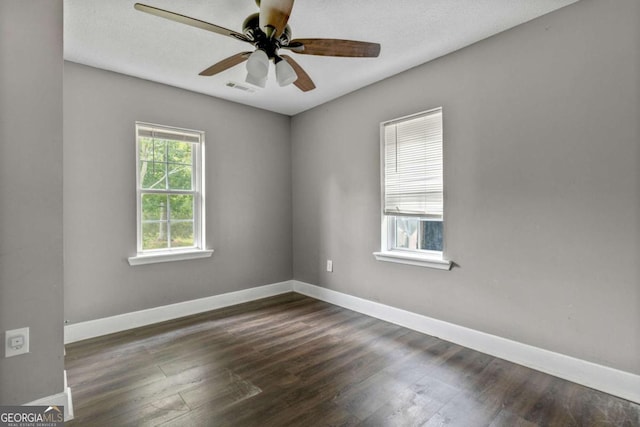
[64,0,579,116]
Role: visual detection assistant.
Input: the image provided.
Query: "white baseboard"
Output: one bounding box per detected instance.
[292,280,640,404]
[25,371,74,421]
[63,278,640,404]
[64,280,294,344]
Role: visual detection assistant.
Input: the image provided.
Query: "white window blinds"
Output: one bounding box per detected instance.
[383,108,443,217]
[137,125,201,143]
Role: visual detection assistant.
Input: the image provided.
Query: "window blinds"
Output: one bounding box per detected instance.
[137,125,201,143]
[383,108,443,217]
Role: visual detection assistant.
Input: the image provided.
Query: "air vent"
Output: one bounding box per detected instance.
[225,81,256,93]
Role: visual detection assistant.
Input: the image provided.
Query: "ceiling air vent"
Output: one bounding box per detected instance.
[225,81,256,93]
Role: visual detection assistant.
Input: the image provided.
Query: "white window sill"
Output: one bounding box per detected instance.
[373,251,452,270]
[128,249,214,266]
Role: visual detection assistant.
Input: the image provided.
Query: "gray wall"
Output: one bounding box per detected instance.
[0,1,65,404]
[64,63,292,323]
[291,0,639,374]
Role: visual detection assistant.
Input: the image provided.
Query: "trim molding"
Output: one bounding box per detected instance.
[63,279,639,404]
[25,371,74,421]
[64,280,293,344]
[127,249,214,266]
[292,280,640,404]
[373,251,452,270]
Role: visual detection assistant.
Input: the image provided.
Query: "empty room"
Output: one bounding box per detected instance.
[1,0,639,425]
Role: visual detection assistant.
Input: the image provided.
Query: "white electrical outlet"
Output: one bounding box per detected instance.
[326,259,333,272]
[5,327,29,358]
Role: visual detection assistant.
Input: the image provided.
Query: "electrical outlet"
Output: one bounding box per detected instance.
[5,327,29,358]
[326,259,333,272]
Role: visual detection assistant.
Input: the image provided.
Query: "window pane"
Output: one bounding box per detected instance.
[151,139,167,162]
[138,137,154,161]
[394,217,419,250]
[141,194,167,220]
[168,163,192,190]
[169,195,193,220]
[167,141,193,165]
[140,161,167,189]
[170,221,194,248]
[420,220,443,251]
[390,216,443,253]
[142,221,168,250]
[142,194,169,250]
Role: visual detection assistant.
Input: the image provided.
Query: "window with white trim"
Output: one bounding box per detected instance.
[375,108,451,270]
[129,122,211,265]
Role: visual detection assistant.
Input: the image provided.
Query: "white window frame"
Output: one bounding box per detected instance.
[374,108,451,270]
[128,122,213,266]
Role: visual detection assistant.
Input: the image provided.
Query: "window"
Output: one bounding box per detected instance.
[374,108,451,270]
[128,122,212,265]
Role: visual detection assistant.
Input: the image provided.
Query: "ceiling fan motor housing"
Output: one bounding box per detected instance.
[243,13,291,59]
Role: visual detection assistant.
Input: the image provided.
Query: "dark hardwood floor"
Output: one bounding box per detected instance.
[65,293,640,426]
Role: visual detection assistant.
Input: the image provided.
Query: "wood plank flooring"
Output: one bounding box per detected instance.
[65,293,640,426]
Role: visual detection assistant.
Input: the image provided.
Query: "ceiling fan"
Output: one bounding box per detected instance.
[134,0,381,92]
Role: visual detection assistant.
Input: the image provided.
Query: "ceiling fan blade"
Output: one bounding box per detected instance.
[134,3,249,43]
[286,38,381,57]
[199,52,252,76]
[259,0,294,39]
[281,55,316,92]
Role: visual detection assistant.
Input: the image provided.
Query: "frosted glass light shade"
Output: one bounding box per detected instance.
[275,59,297,87]
[246,49,269,79]
[245,72,267,88]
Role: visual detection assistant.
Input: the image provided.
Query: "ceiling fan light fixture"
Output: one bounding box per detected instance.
[275,58,297,87]
[245,71,267,88]
[246,49,269,79]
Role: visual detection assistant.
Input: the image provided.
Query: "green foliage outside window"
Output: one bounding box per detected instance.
[139,137,196,250]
